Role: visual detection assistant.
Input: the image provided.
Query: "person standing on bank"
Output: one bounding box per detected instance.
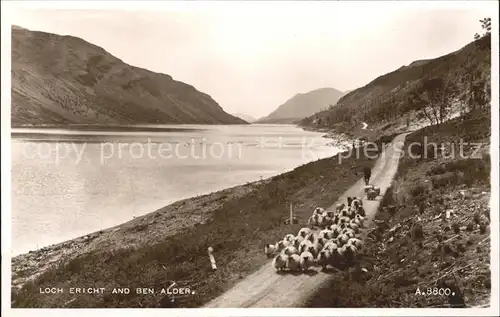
[363,166,372,185]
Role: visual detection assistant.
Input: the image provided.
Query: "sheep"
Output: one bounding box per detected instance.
[299,239,313,253]
[276,240,292,252]
[341,208,349,217]
[354,214,365,226]
[351,199,362,210]
[313,207,325,216]
[357,206,366,217]
[304,232,316,243]
[343,244,358,264]
[287,254,302,272]
[273,253,288,272]
[316,249,332,270]
[300,251,315,272]
[352,197,362,206]
[329,225,342,238]
[347,237,363,251]
[347,197,353,207]
[321,216,333,228]
[316,237,328,248]
[319,229,334,240]
[264,243,278,258]
[347,222,360,233]
[342,228,356,238]
[292,236,304,249]
[336,203,345,213]
[338,216,350,225]
[307,215,317,228]
[297,227,312,239]
[337,233,350,247]
[323,240,338,253]
[284,234,295,243]
[306,242,321,258]
[282,245,298,256]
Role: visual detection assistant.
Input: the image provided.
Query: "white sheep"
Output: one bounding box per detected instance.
[351,199,362,210]
[313,207,325,216]
[299,239,313,253]
[287,254,302,272]
[284,234,295,243]
[273,253,288,272]
[264,243,278,258]
[347,222,360,233]
[299,251,315,272]
[276,240,292,252]
[282,245,298,256]
[337,233,349,246]
[354,214,365,226]
[323,240,338,253]
[343,244,358,264]
[319,229,331,239]
[336,203,345,213]
[316,249,332,269]
[321,216,333,228]
[297,227,312,239]
[347,237,363,251]
[357,206,366,217]
[292,236,304,249]
[306,241,321,258]
[329,225,342,238]
[304,232,316,243]
[342,228,356,238]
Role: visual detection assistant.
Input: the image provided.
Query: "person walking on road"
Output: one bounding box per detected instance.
[363,166,372,185]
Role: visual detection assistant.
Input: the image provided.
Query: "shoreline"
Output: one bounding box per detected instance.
[10,127,355,290]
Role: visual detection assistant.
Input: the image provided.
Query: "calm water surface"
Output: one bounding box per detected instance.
[11,124,340,255]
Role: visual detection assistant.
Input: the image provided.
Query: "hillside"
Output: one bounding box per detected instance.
[300,34,491,139]
[256,87,345,124]
[11,26,247,126]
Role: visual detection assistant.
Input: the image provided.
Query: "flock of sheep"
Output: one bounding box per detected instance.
[264,194,371,273]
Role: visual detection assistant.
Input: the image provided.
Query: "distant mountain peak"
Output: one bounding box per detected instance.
[256,87,345,124]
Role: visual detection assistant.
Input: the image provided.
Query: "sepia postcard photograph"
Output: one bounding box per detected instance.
[1,0,499,316]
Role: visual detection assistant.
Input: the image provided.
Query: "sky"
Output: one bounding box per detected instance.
[4,1,495,118]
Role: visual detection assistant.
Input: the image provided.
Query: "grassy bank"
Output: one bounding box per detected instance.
[306,110,491,307]
[12,141,376,308]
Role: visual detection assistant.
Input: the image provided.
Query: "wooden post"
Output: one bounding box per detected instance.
[289,203,293,225]
[207,247,217,270]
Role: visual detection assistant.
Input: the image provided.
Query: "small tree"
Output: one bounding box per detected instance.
[474,17,491,40]
[409,77,458,125]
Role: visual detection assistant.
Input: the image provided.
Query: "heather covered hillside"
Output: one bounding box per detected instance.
[300,33,491,139]
[11,26,247,126]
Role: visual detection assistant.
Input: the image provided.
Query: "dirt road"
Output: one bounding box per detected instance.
[204,133,409,308]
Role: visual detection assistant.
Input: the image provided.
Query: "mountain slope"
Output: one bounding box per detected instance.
[300,34,491,138]
[256,87,345,124]
[11,26,247,126]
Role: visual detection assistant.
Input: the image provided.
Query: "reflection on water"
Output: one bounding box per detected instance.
[11,124,340,255]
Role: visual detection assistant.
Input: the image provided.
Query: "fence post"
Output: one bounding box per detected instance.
[290,202,293,225]
[208,247,217,270]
